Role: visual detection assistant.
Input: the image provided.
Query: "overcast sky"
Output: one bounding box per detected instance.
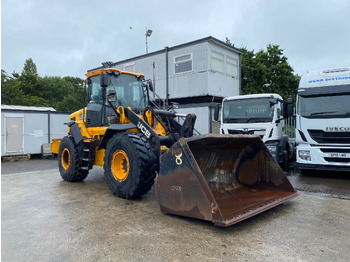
[2,0,350,79]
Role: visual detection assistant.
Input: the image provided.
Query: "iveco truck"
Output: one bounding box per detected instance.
[296,67,350,172]
[218,93,293,171]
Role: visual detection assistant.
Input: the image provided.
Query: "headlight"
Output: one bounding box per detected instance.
[298,150,311,161]
[266,145,277,152]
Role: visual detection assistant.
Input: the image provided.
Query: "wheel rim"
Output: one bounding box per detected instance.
[111,150,130,182]
[61,148,71,171]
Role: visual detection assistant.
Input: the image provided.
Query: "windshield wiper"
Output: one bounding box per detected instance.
[243,118,256,123]
[224,119,239,123]
[310,111,338,116]
[224,118,248,123]
[243,118,271,123]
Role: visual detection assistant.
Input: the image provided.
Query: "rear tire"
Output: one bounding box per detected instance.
[58,136,88,182]
[104,133,159,199]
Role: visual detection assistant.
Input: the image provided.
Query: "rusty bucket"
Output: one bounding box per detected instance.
[156,134,298,227]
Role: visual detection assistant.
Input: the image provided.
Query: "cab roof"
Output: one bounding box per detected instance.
[223,93,282,102]
[85,68,144,78]
[299,67,350,88]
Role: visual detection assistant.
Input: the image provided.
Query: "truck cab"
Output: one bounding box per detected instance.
[219,93,293,170]
[296,67,350,172]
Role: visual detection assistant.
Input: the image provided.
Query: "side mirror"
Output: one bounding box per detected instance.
[214,103,220,121]
[148,80,154,92]
[269,98,278,106]
[100,72,108,88]
[287,97,294,116]
[107,92,117,102]
[143,79,154,92]
[282,97,294,118]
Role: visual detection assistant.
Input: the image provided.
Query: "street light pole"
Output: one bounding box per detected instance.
[145,27,152,54]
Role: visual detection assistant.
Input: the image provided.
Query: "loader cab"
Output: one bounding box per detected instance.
[85,69,150,127]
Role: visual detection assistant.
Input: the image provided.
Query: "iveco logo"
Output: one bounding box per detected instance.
[325,127,350,132]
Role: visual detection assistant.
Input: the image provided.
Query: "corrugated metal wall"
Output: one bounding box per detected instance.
[1,109,70,156]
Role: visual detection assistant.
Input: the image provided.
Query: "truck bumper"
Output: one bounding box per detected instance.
[296,145,350,172]
[296,163,350,172]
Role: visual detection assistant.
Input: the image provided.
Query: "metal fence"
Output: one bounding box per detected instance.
[285,108,296,138]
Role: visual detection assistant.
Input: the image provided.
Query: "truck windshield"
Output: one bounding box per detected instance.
[297,94,350,118]
[223,98,275,123]
[89,74,149,110]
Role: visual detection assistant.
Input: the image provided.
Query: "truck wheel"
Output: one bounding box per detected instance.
[104,133,159,199]
[58,136,88,182]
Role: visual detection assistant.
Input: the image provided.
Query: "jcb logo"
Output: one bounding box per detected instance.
[137,122,151,139]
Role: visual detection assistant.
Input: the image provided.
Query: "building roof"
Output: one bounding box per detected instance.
[1,105,57,112]
[88,36,243,72]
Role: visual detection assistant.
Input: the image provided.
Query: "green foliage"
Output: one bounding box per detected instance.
[22,58,38,75]
[1,59,85,112]
[225,39,300,99]
[1,70,27,105]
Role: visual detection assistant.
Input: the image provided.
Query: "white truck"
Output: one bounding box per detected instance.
[296,67,350,172]
[217,93,293,171]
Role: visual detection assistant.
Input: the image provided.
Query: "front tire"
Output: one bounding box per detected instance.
[58,136,88,182]
[104,133,159,199]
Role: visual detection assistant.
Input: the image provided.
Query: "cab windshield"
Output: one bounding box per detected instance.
[297,93,350,118]
[89,73,149,110]
[223,98,276,123]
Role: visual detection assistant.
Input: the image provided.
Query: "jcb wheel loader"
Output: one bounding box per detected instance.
[52,68,195,199]
[51,68,297,226]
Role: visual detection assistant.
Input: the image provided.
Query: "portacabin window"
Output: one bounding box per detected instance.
[174,53,192,74]
[211,51,224,73]
[211,50,239,78]
[226,56,238,78]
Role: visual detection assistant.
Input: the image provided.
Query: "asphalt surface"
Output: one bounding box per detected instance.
[2,158,350,261]
[287,164,350,200]
[3,158,349,200]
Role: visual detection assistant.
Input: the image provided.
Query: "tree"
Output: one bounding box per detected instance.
[19,58,40,97]
[22,58,38,75]
[1,59,86,111]
[1,70,27,105]
[38,76,85,111]
[226,39,300,99]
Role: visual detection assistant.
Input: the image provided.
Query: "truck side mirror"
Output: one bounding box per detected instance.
[269,98,278,106]
[100,72,109,88]
[214,103,220,121]
[282,97,294,118]
[287,97,293,117]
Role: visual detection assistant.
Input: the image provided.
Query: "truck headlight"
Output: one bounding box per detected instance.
[266,145,277,153]
[298,150,311,161]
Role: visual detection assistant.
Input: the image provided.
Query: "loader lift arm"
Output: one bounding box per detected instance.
[98,105,196,150]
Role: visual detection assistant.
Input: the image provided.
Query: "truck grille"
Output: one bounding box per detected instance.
[227,129,265,139]
[323,158,350,163]
[320,148,350,163]
[228,129,254,135]
[308,130,350,144]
